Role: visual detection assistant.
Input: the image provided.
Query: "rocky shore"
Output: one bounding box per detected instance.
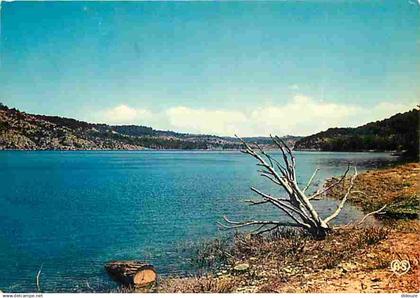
[146,163,419,293]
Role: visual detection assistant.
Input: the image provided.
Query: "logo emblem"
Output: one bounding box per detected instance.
[390,259,411,276]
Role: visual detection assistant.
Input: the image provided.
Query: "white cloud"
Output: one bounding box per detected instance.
[247,94,365,135]
[164,107,247,136]
[92,97,416,136]
[367,102,416,120]
[99,104,152,124]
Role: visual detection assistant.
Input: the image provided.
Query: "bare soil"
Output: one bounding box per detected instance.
[148,163,420,293]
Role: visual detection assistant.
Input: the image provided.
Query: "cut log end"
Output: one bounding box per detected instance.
[134,269,157,285]
[105,261,157,288]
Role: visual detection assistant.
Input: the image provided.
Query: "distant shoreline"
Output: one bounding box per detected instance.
[2,104,417,156]
[0,148,400,154]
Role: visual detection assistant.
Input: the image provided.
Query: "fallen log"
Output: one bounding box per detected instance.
[105,261,157,287]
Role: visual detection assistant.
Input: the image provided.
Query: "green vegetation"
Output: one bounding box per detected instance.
[384,195,419,219]
[294,108,419,158]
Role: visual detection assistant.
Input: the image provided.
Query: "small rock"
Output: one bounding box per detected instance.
[341,262,357,273]
[234,263,250,272]
[283,267,293,273]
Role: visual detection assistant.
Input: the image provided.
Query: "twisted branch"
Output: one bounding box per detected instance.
[303,168,319,193]
[221,136,358,238]
[324,167,358,223]
[309,165,350,200]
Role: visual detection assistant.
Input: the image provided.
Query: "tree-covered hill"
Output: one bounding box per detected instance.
[0,103,298,150]
[294,108,419,158]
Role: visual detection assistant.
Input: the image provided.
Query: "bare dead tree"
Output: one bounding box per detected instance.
[219,135,358,239]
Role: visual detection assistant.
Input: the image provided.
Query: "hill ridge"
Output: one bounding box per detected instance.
[0,103,299,150]
[294,108,419,157]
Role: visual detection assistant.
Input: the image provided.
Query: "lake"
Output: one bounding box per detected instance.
[0,151,397,292]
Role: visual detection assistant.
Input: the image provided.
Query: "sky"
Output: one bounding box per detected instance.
[0,0,419,136]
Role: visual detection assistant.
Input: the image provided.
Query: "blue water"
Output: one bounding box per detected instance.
[0,151,396,292]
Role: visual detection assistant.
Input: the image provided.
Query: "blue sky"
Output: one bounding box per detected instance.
[0,0,419,136]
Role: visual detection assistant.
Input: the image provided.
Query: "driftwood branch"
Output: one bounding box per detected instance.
[36,264,43,292]
[338,204,388,229]
[86,280,94,291]
[220,136,358,238]
[218,216,301,230]
[303,168,319,193]
[309,165,350,200]
[357,204,387,225]
[324,167,358,224]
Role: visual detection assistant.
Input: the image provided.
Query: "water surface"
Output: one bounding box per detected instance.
[0,151,396,292]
